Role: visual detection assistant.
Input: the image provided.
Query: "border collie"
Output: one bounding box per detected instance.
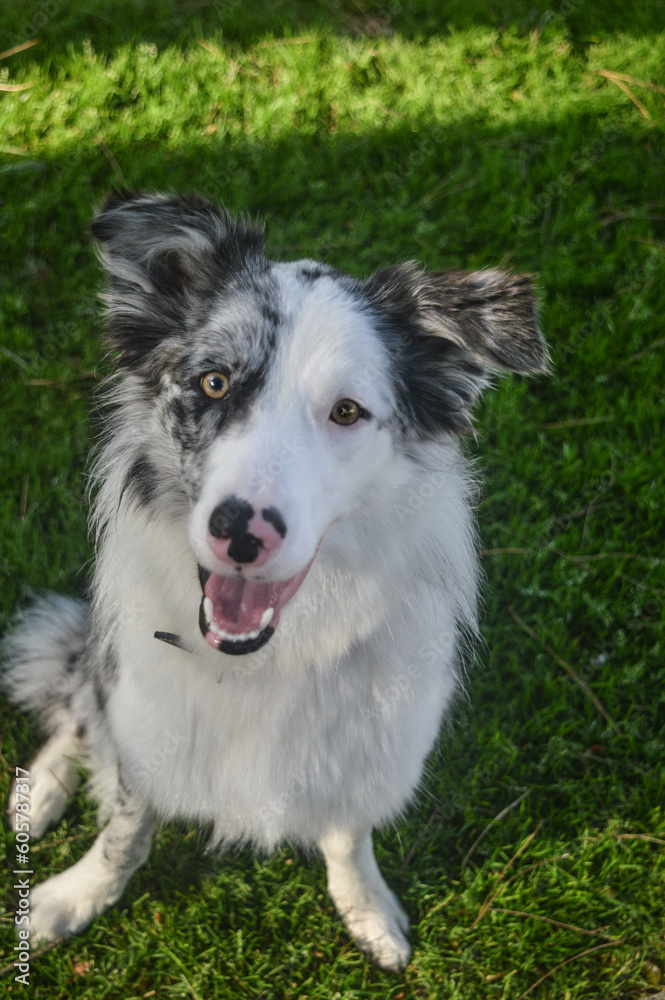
[2,191,546,970]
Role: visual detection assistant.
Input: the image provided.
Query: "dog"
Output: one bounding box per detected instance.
[2,190,546,970]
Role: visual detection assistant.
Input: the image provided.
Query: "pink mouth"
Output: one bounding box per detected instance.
[199,559,313,655]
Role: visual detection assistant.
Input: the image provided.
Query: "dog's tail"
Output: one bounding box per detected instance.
[1,595,89,733]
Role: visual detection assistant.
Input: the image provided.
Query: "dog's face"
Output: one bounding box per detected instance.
[92,191,546,654]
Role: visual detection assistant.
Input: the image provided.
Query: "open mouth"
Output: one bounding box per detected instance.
[198,561,313,655]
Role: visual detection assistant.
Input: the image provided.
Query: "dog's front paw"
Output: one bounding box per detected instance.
[334,883,411,971]
[341,895,411,971]
[322,830,412,970]
[27,870,113,944]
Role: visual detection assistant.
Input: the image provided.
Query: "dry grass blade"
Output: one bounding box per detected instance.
[254,34,319,48]
[0,83,35,92]
[0,345,30,368]
[559,551,660,564]
[24,372,98,386]
[479,547,530,556]
[474,820,544,926]
[509,608,621,736]
[180,973,203,1000]
[612,335,665,370]
[618,572,665,596]
[94,138,126,185]
[600,74,650,117]
[0,39,41,61]
[562,496,627,522]
[31,832,91,852]
[156,943,204,999]
[580,751,645,774]
[596,68,665,96]
[461,789,531,869]
[489,907,618,940]
[616,833,665,846]
[601,203,665,226]
[0,937,66,975]
[517,939,624,999]
[482,853,572,901]
[197,38,225,57]
[535,415,613,430]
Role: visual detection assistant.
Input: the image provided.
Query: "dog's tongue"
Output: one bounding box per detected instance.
[204,564,310,635]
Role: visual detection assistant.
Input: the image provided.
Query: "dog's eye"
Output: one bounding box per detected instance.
[330,398,362,426]
[201,372,230,399]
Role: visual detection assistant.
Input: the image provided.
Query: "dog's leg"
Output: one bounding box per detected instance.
[8,729,81,840]
[28,782,156,943]
[319,827,411,970]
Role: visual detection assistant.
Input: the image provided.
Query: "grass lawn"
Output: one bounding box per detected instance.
[1,1,664,997]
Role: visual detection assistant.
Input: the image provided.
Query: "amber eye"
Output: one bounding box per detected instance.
[201,372,230,399]
[330,398,361,426]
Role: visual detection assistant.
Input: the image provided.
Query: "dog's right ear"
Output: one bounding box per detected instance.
[91,190,264,364]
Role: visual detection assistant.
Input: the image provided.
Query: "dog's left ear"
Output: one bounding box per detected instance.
[363,262,548,433]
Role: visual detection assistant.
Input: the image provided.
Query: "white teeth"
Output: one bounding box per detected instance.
[204,602,274,645]
[259,608,274,630]
[207,621,261,643]
[203,597,214,624]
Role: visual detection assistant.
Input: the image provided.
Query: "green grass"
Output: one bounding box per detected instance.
[1,1,664,997]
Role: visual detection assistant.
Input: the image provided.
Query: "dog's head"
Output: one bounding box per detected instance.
[92,190,547,655]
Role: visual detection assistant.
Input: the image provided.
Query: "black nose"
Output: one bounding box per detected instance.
[209,495,252,539]
[209,496,260,564]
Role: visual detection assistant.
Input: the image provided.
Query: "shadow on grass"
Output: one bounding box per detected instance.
[6,115,659,273]
[2,0,664,61]
[1,105,662,608]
